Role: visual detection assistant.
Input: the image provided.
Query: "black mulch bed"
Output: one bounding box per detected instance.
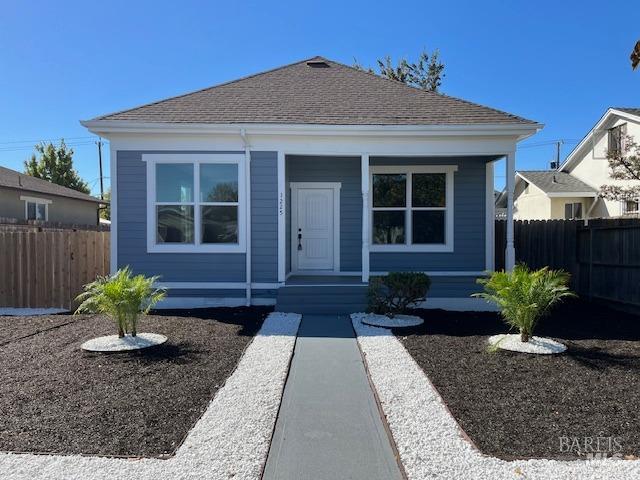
[397,299,640,460]
[0,306,271,458]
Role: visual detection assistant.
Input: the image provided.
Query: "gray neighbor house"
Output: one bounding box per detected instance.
[82,56,541,311]
[0,165,105,226]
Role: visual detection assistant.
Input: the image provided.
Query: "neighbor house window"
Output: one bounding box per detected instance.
[21,196,50,221]
[145,154,246,253]
[564,202,582,220]
[608,124,627,155]
[623,200,639,215]
[370,165,456,252]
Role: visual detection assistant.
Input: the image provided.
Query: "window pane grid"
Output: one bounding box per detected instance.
[372,170,448,246]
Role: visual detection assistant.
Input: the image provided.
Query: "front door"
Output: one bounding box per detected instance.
[292,185,338,271]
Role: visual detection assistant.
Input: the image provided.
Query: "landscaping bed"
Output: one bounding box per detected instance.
[396,300,640,460]
[0,306,270,458]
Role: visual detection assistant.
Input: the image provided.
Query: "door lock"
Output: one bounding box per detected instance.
[297,228,302,251]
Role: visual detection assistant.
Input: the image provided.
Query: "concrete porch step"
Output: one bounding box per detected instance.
[276,285,368,314]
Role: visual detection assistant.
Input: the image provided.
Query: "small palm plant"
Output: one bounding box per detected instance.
[75,267,166,338]
[473,264,575,342]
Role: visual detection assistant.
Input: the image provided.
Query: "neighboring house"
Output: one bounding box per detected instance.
[82,56,540,310]
[504,108,640,220]
[0,165,106,225]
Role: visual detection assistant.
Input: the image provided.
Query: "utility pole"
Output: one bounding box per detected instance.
[96,138,104,200]
[554,140,564,169]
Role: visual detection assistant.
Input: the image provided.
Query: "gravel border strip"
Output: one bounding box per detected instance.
[0,312,301,480]
[351,313,640,480]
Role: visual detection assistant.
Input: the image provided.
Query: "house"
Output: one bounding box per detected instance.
[504,108,640,220]
[0,165,106,226]
[81,56,540,311]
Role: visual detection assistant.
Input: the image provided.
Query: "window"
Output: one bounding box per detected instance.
[145,154,245,253]
[623,200,639,215]
[21,196,50,221]
[564,202,582,220]
[608,124,627,155]
[370,165,456,252]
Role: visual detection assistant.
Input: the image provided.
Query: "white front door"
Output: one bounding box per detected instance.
[292,184,340,271]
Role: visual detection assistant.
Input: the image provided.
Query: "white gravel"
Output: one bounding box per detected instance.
[351,314,640,480]
[81,333,168,352]
[359,312,424,328]
[489,334,567,354]
[0,311,301,480]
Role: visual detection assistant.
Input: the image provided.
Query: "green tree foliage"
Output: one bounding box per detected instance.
[353,48,445,92]
[24,140,90,194]
[473,265,575,343]
[75,267,166,338]
[100,188,111,220]
[368,272,431,316]
[600,134,640,201]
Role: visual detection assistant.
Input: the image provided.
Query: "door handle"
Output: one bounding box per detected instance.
[297,229,302,251]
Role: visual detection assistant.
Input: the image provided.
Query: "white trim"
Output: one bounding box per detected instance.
[277,151,286,282]
[158,282,280,289]
[144,153,247,253]
[547,192,598,198]
[110,143,117,273]
[20,195,52,204]
[287,271,361,278]
[155,296,276,309]
[416,297,498,311]
[361,153,370,283]
[242,131,252,306]
[82,120,542,139]
[289,182,341,273]
[485,160,495,271]
[369,165,457,253]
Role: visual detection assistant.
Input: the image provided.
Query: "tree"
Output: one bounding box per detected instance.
[24,140,90,194]
[631,40,640,70]
[100,188,111,220]
[600,134,640,201]
[353,48,445,92]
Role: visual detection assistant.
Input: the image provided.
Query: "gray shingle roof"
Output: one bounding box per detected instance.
[0,166,106,204]
[614,107,640,116]
[91,57,537,126]
[517,170,597,194]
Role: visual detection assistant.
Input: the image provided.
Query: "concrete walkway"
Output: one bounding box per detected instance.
[263,314,404,480]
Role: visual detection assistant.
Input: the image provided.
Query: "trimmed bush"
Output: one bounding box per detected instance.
[473,264,575,342]
[368,272,431,317]
[75,267,166,337]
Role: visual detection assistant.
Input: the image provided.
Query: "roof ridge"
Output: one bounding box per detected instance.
[325,58,537,125]
[90,56,326,121]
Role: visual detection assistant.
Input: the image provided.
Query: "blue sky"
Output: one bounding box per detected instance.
[0,0,638,194]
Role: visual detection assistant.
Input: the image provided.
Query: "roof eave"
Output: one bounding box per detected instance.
[81,120,542,139]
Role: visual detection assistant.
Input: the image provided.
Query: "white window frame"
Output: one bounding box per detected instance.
[144,153,246,253]
[21,195,51,221]
[369,165,457,253]
[564,202,583,220]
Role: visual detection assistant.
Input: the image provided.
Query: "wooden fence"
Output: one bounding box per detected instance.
[0,230,110,309]
[496,218,640,307]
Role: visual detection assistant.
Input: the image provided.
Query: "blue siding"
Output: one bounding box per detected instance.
[286,155,362,272]
[369,156,487,272]
[251,152,278,282]
[117,150,277,285]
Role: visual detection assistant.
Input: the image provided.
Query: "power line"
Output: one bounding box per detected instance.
[0,136,98,146]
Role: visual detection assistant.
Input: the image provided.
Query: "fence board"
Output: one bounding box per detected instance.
[0,229,110,309]
[496,218,640,307]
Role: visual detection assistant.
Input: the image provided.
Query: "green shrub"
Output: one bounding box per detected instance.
[368,272,431,317]
[473,264,575,342]
[75,267,166,337]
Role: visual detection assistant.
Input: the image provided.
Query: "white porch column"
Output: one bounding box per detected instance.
[361,154,370,283]
[277,151,286,283]
[505,151,516,271]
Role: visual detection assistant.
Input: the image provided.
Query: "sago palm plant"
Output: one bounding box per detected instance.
[473,264,575,342]
[75,267,166,338]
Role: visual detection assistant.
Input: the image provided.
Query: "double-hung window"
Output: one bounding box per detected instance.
[21,196,50,221]
[145,154,246,253]
[370,165,456,252]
